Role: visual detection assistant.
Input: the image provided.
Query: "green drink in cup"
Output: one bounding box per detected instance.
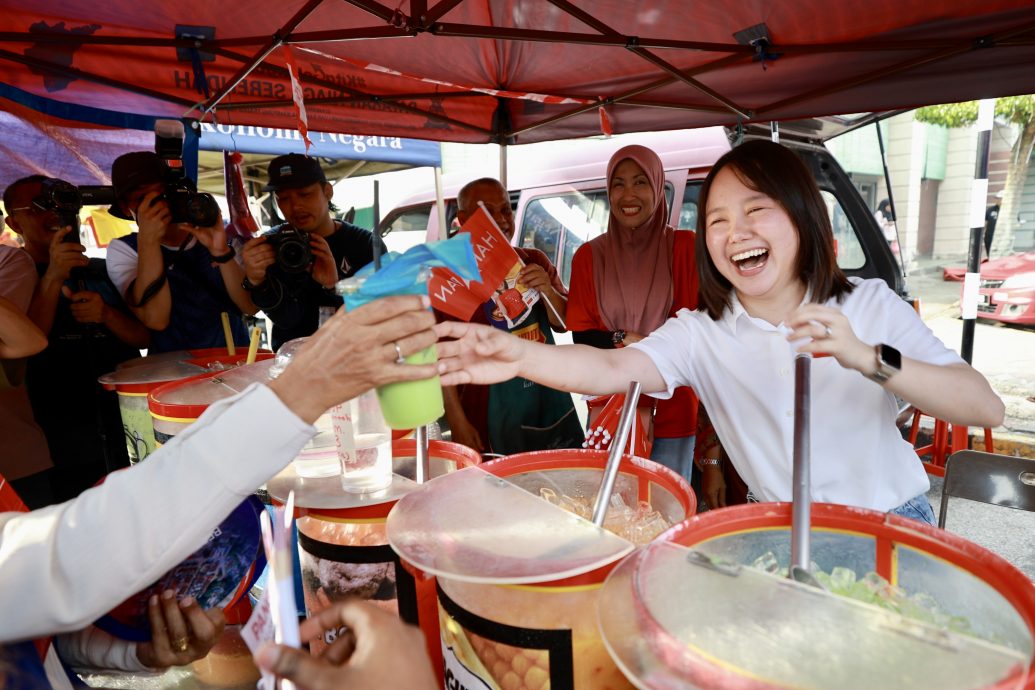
[338,276,444,430]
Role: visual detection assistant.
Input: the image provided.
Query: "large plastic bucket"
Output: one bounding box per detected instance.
[416,449,696,690]
[147,355,274,446]
[102,350,271,462]
[600,503,1035,690]
[276,439,480,666]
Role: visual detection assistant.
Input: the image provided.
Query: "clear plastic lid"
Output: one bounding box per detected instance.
[598,540,1030,690]
[149,360,275,411]
[100,359,213,388]
[387,465,634,585]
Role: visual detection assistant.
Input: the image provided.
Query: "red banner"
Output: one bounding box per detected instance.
[429,205,526,321]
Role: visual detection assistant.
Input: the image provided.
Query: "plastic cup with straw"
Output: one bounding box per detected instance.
[220,311,236,356]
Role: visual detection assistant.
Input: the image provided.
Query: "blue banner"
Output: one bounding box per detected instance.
[198,122,441,167]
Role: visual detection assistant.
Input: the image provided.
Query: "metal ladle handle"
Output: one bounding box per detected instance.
[592,381,642,527]
[790,354,812,572]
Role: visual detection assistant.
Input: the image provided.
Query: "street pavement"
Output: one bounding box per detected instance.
[906,258,1035,580]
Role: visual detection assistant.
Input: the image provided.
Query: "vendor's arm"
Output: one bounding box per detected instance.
[788,300,1004,429]
[0,295,438,641]
[435,320,667,396]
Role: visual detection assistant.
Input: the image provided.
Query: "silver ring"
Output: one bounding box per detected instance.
[393,342,405,363]
[824,326,833,339]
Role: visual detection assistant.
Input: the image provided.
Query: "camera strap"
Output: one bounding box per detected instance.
[127,234,192,309]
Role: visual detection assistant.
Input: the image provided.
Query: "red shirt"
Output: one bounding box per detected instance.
[567,231,699,438]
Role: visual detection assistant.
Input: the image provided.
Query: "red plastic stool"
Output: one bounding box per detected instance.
[908,409,994,477]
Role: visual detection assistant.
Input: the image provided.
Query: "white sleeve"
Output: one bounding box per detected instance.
[854,279,964,367]
[54,627,149,673]
[627,309,698,400]
[0,383,315,642]
[105,238,140,299]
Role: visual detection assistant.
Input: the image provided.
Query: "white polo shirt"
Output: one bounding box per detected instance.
[631,278,963,511]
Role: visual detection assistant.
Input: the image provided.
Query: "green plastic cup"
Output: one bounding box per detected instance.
[376,344,444,429]
[338,276,444,430]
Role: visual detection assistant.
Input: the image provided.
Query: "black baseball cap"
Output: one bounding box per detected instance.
[110,152,169,220]
[263,154,327,192]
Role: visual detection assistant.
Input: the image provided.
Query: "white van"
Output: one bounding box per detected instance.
[379,125,904,293]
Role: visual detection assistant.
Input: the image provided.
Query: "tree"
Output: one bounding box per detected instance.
[916,96,1035,256]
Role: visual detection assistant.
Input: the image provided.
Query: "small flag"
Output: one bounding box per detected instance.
[282,45,313,153]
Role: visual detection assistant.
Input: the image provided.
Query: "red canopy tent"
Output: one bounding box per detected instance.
[1,1,1033,144]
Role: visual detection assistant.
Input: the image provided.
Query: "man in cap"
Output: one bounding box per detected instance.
[241,153,386,349]
[105,152,256,353]
[4,175,149,500]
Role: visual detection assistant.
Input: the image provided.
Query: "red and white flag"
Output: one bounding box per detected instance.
[282,45,313,153]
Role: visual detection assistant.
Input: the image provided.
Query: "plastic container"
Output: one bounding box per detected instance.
[387,449,696,690]
[598,502,1035,690]
[147,357,275,446]
[266,439,480,665]
[100,350,271,462]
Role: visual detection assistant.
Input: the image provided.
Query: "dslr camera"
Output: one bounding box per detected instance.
[33,178,83,242]
[153,176,221,228]
[153,120,220,228]
[265,226,313,274]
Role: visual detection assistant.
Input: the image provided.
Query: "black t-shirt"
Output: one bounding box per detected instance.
[250,220,386,349]
[26,258,142,498]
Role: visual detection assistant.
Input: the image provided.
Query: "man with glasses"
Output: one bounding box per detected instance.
[4,175,149,500]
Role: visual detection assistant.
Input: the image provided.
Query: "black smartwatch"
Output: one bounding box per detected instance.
[211,246,236,264]
[865,343,902,384]
[612,329,627,348]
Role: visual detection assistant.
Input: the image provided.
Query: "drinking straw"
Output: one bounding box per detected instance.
[220,312,236,355]
[246,326,261,364]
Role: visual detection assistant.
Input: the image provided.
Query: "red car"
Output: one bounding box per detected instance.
[949,252,1035,326]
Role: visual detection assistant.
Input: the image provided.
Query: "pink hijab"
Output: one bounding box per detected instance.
[589,145,674,334]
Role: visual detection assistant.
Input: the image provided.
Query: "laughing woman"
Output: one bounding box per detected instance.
[435,141,1004,524]
[566,145,701,483]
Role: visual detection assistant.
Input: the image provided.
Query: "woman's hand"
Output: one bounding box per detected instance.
[785,304,873,374]
[435,321,526,386]
[622,330,646,346]
[135,590,225,669]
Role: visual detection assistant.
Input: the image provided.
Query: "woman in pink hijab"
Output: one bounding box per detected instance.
[566,144,701,482]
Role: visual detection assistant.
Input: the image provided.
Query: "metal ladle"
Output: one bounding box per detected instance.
[592,381,642,527]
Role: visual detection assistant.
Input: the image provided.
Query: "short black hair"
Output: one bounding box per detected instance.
[696,140,853,320]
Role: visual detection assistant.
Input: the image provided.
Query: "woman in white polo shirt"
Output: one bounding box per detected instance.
[434,140,1004,524]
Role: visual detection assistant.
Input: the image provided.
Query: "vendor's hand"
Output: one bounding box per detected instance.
[309,234,339,288]
[242,237,274,285]
[701,464,727,509]
[622,330,646,346]
[516,263,552,295]
[61,286,107,324]
[135,590,225,669]
[449,413,485,453]
[255,599,437,690]
[134,193,171,246]
[435,321,526,387]
[268,295,439,423]
[184,212,227,255]
[43,227,88,284]
[785,304,872,374]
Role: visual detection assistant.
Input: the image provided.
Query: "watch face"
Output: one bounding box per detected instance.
[880,344,902,370]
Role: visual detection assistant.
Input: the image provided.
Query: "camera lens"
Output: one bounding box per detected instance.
[186,192,220,227]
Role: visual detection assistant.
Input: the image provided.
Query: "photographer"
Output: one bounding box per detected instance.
[5,176,150,500]
[106,152,256,353]
[242,154,386,349]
